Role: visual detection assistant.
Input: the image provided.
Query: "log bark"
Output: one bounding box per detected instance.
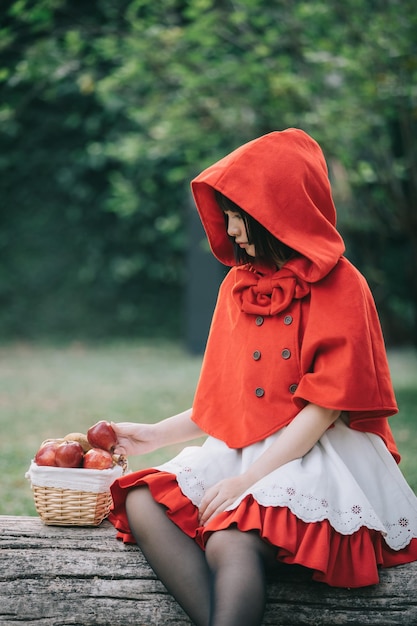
[1,515,416,625]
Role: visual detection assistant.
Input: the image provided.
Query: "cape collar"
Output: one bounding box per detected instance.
[232,261,310,316]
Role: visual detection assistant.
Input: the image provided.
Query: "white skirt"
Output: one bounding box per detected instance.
[157,416,417,551]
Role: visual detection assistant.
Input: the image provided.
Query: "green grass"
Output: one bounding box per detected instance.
[0,341,203,516]
[385,349,417,491]
[0,342,416,516]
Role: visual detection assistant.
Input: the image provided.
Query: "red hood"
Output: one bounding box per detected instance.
[191,128,345,283]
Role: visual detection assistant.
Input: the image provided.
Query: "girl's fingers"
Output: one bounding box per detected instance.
[199,477,245,525]
[199,490,232,525]
[199,488,218,524]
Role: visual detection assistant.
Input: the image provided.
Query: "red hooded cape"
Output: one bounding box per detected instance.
[190,129,399,460]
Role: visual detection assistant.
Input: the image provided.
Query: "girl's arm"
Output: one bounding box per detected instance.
[112,408,205,457]
[199,403,340,525]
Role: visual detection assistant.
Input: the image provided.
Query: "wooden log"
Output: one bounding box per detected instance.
[1,515,417,625]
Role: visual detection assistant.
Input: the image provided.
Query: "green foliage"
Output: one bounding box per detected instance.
[0,0,416,341]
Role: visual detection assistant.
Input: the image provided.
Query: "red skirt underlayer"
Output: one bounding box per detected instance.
[108,469,417,589]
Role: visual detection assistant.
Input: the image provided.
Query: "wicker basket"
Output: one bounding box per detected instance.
[26,461,125,526]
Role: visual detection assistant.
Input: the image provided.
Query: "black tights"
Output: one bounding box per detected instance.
[125,487,276,626]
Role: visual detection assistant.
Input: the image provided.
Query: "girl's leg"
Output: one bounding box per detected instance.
[125,486,211,626]
[205,528,276,626]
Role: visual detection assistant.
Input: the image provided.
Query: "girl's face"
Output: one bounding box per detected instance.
[224,210,256,257]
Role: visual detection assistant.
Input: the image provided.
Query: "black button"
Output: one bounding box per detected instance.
[255,316,264,326]
[284,315,293,325]
[289,383,298,394]
[255,387,265,397]
[253,350,261,361]
[281,349,291,359]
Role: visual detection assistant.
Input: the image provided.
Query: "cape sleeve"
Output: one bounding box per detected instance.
[293,258,400,461]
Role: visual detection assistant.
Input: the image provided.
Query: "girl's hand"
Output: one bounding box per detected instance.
[199,475,249,526]
[111,409,203,457]
[111,422,157,457]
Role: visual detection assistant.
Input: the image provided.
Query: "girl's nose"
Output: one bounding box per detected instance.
[227,217,240,237]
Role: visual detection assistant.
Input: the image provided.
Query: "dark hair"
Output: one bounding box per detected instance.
[214,190,296,267]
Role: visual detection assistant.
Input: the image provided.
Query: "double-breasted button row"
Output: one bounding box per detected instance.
[256,315,293,326]
[252,313,295,399]
[252,348,291,360]
[255,384,298,397]
[256,384,298,397]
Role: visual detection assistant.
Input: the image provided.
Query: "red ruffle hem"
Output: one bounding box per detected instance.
[108,469,417,589]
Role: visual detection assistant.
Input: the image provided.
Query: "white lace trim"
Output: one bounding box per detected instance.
[169,462,417,550]
[157,421,417,551]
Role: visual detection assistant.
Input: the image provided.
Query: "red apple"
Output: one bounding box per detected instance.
[35,441,60,466]
[55,441,84,468]
[83,448,113,470]
[87,420,117,452]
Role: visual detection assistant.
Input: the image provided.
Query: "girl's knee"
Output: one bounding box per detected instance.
[205,529,276,570]
[126,485,149,512]
[125,486,157,530]
[205,529,250,562]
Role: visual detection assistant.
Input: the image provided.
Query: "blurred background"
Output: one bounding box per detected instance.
[1,0,416,351]
[1,0,417,517]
